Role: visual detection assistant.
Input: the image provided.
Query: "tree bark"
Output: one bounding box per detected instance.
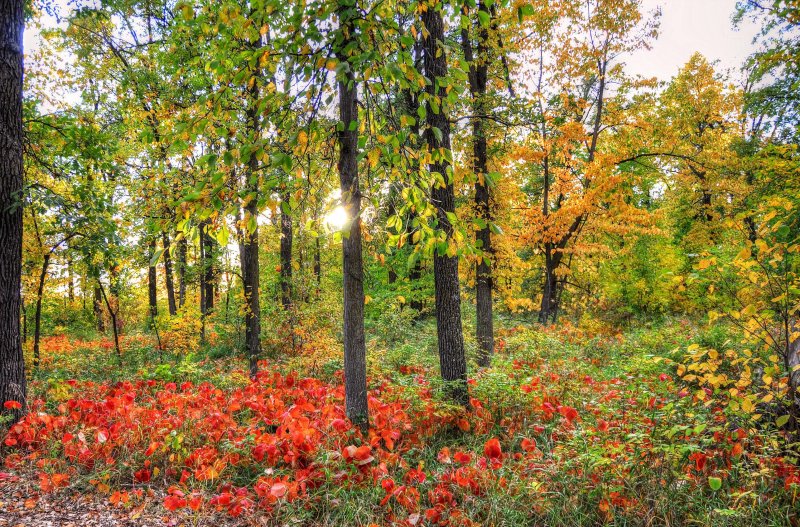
[461,1,494,366]
[336,0,369,429]
[148,237,158,324]
[422,4,469,406]
[162,232,177,316]
[201,222,215,312]
[66,255,75,303]
[94,285,105,332]
[280,190,293,310]
[32,253,50,370]
[242,32,262,377]
[0,0,27,420]
[177,235,187,308]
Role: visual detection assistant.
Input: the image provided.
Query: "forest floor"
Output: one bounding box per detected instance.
[1,317,798,526]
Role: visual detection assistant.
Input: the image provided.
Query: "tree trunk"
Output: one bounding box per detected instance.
[177,235,187,308]
[422,4,469,406]
[32,253,50,370]
[314,233,321,297]
[148,237,158,325]
[242,33,262,377]
[162,232,177,316]
[94,285,105,332]
[0,0,27,421]
[98,281,121,359]
[67,255,75,303]
[539,246,559,324]
[461,1,494,366]
[336,0,369,429]
[280,190,293,310]
[201,223,215,312]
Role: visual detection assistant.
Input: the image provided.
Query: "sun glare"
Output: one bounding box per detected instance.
[325,206,349,231]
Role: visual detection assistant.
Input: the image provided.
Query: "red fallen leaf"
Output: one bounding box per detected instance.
[270,482,287,499]
[731,442,743,457]
[24,497,38,509]
[134,469,151,483]
[520,438,536,452]
[557,405,579,423]
[164,494,187,511]
[483,438,502,460]
[381,478,395,493]
[659,373,670,382]
[456,418,471,431]
[437,447,452,464]
[533,425,546,434]
[51,473,69,488]
[3,400,21,410]
[343,445,374,465]
[597,419,610,432]
[689,452,707,472]
[331,418,349,432]
[453,451,472,465]
[109,490,130,506]
[188,494,203,511]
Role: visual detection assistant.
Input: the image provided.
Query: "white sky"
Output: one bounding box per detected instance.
[626,0,761,81]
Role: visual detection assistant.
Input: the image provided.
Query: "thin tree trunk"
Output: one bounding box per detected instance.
[0,0,27,421]
[242,31,262,377]
[32,253,50,370]
[461,1,494,366]
[280,190,293,310]
[314,233,321,297]
[94,285,105,332]
[148,237,158,325]
[162,232,177,316]
[336,0,368,429]
[202,223,215,312]
[177,235,187,308]
[67,256,75,303]
[98,281,121,359]
[422,4,469,406]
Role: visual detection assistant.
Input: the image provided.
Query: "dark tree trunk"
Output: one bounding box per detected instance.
[461,1,494,366]
[538,245,559,324]
[0,0,27,421]
[242,35,262,377]
[162,232,177,316]
[201,223,215,312]
[314,233,321,297]
[177,235,187,308]
[280,190,293,310]
[148,237,158,324]
[32,253,50,370]
[94,285,105,332]
[98,281,121,359]
[67,256,75,303]
[336,0,368,429]
[422,4,469,406]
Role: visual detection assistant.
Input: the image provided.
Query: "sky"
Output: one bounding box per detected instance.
[626,0,762,81]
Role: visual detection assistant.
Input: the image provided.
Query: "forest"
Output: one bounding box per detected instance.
[0,0,799,525]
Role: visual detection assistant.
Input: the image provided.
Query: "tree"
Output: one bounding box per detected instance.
[334,0,369,428]
[460,0,495,366]
[0,0,26,421]
[422,0,469,406]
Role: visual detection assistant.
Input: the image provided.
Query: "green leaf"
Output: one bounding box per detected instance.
[776,414,790,427]
[708,477,722,491]
[150,247,165,267]
[477,10,490,27]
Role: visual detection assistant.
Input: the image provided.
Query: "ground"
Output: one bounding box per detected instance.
[1,318,798,526]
